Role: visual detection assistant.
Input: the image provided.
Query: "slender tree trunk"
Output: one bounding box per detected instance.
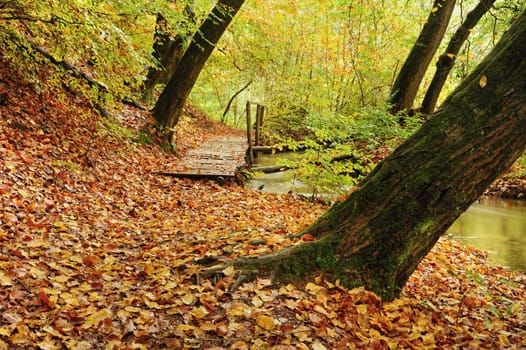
[389,0,457,114]
[420,0,496,115]
[153,0,245,146]
[204,11,526,301]
[222,80,252,123]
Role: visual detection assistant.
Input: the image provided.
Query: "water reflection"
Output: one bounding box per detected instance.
[448,198,526,273]
[249,152,315,196]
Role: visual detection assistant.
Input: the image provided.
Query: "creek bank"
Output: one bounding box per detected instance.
[485,176,526,200]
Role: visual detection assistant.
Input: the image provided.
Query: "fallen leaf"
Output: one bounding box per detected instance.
[255,314,275,330]
[312,341,328,350]
[182,293,194,305]
[0,271,12,286]
[479,74,487,88]
[223,265,235,277]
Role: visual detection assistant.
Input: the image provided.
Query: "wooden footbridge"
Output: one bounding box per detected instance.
[157,135,249,181]
[157,102,269,182]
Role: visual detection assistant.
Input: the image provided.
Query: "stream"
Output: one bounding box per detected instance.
[248,152,526,273]
[449,198,526,273]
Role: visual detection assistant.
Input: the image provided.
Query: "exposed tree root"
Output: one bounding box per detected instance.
[200,235,342,292]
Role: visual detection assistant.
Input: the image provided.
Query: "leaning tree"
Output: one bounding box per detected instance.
[205,10,526,301]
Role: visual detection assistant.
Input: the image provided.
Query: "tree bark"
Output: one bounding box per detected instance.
[153,0,245,147]
[204,11,526,301]
[143,3,197,104]
[142,12,187,104]
[389,0,457,114]
[420,0,496,115]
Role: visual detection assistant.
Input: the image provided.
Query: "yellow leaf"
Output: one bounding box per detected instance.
[124,306,142,313]
[252,295,264,307]
[324,280,335,288]
[312,341,328,350]
[53,275,70,283]
[255,314,275,330]
[305,282,324,295]
[222,265,235,277]
[143,264,154,276]
[59,292,79,307]
[479,74,487,88]
[136,310,155,325]
[356,304,368,315]
[30,266,47,279]
[446,53,456,59]
[10,324,31,345]
[69,256,83,264]
[0,271,12,286]
[182,293,194,305]
[431,7,438,12]
[176,324,195,332]
[0,327,12,337]
[52,221,68,232]
[191,306,209,319]
[42,325,63,338]
[313,304,329,317]
[80,308,112,330]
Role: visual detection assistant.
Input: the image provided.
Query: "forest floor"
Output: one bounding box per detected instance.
[1,56,525,349]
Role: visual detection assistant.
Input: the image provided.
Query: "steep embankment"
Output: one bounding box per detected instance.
[0,55,525,349]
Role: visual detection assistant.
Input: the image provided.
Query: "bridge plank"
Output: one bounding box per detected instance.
[157,136,248,180]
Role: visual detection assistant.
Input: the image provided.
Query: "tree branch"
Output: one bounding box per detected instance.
[16,36,147,113]
[222,80,252,122]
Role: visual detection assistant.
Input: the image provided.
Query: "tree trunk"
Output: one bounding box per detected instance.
[389,0,456,114]
[204,11,526,301]
[420,0,496,115]
[153,0,245,147]
[142,10,192,104]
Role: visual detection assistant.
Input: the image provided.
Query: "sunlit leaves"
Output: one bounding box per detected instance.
[0,0,206,105]
[194,0,432,127]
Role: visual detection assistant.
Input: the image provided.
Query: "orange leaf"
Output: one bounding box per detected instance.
[82,255,99,267]
[302,234,315,241]
[38,291,54,309]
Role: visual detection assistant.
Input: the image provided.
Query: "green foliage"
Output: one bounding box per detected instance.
[0,0,204,107]
[190,0,513,147]
[281,146,370,199]
[51,160,81,171]
[192,0,432,126]
[508,151,526,178]
[97,116,134,140]
[266,105,423,196]
[132,129,153,145]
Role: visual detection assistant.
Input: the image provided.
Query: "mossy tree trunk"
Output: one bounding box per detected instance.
[389,0,456,114]
[420,0,496,115]
[205,11,526,301]
[142,6,196,104]
[153,0,245,147]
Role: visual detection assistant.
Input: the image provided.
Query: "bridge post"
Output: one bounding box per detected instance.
[246,101,253,164]
[255,104,264,146]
